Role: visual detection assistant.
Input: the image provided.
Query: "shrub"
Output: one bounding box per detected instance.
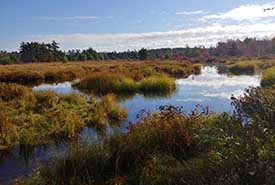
[232,86,275,130]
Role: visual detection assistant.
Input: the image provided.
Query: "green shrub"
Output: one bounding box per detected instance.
[232,86,275,130]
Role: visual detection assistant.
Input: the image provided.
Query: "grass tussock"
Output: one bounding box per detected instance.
[74,73,137,95]
[138,76,176,95]
[227,62,256,75]
[21,86,275,185]
[0,83,127,150]
[74,73,176,96]
[261,67,275,87]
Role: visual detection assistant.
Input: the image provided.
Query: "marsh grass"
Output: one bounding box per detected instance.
[0,60,200,86]
[74,73,137,95]
[0,83,128,150]
[22,102,275,185]
[74,73,176,97]
[0,71,45,86]
[261,67,275,87]
[227,62,256,75]
[138,75,176,96]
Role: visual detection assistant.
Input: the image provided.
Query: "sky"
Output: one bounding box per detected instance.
[1,0,275,51]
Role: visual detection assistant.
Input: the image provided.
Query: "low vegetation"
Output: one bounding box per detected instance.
[138,76,176,96]
[260,67,275,87]
[0,83,127,150]
[0,61,200,86]
[227,62,256,75]
[21,84,275,184]
[74,73,176,96]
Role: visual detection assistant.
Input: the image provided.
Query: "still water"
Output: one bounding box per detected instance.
[0,66,261,183]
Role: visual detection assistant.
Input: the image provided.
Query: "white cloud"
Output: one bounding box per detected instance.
[36,16,112,21]
[23,22,275,51]
[202,2,275,21]
[176,10,206,16]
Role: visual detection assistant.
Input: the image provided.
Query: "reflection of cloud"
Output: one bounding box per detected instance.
[20,23,275,51]
[200,90,244,99]
[201,2,275,21]
[176,98,205,102]
[176,67,261,100]
[176,67,261,89]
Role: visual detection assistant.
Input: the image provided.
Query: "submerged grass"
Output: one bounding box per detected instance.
[0,83,128,150]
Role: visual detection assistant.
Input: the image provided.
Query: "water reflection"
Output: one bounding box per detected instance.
[119,67,261,126]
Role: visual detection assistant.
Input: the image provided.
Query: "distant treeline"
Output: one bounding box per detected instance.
[1,37,275,64]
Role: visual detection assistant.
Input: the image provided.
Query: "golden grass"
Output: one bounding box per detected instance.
[0,60,200,85]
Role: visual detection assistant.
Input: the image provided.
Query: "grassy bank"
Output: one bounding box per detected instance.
[0,60,201,86]
[0,83,127,150]
[213,59,275,75]
[74,73,176,96]
[19,85,275,185]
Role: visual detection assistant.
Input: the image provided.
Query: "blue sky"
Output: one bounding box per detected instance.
[1,0,275,51]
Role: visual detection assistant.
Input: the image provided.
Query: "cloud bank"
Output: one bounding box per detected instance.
[202,2,275,21]
[24,23,275,51]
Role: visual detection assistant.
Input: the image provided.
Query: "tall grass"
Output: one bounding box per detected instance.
[261,67,275,87]
[0,71,45,86]
[0,83,128,149]
[227,62,256,75]
[138,76,176,96]
[74,73,176,96]
[20,86,275,184]
[0,60,201,86]
[74,73,137,95]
